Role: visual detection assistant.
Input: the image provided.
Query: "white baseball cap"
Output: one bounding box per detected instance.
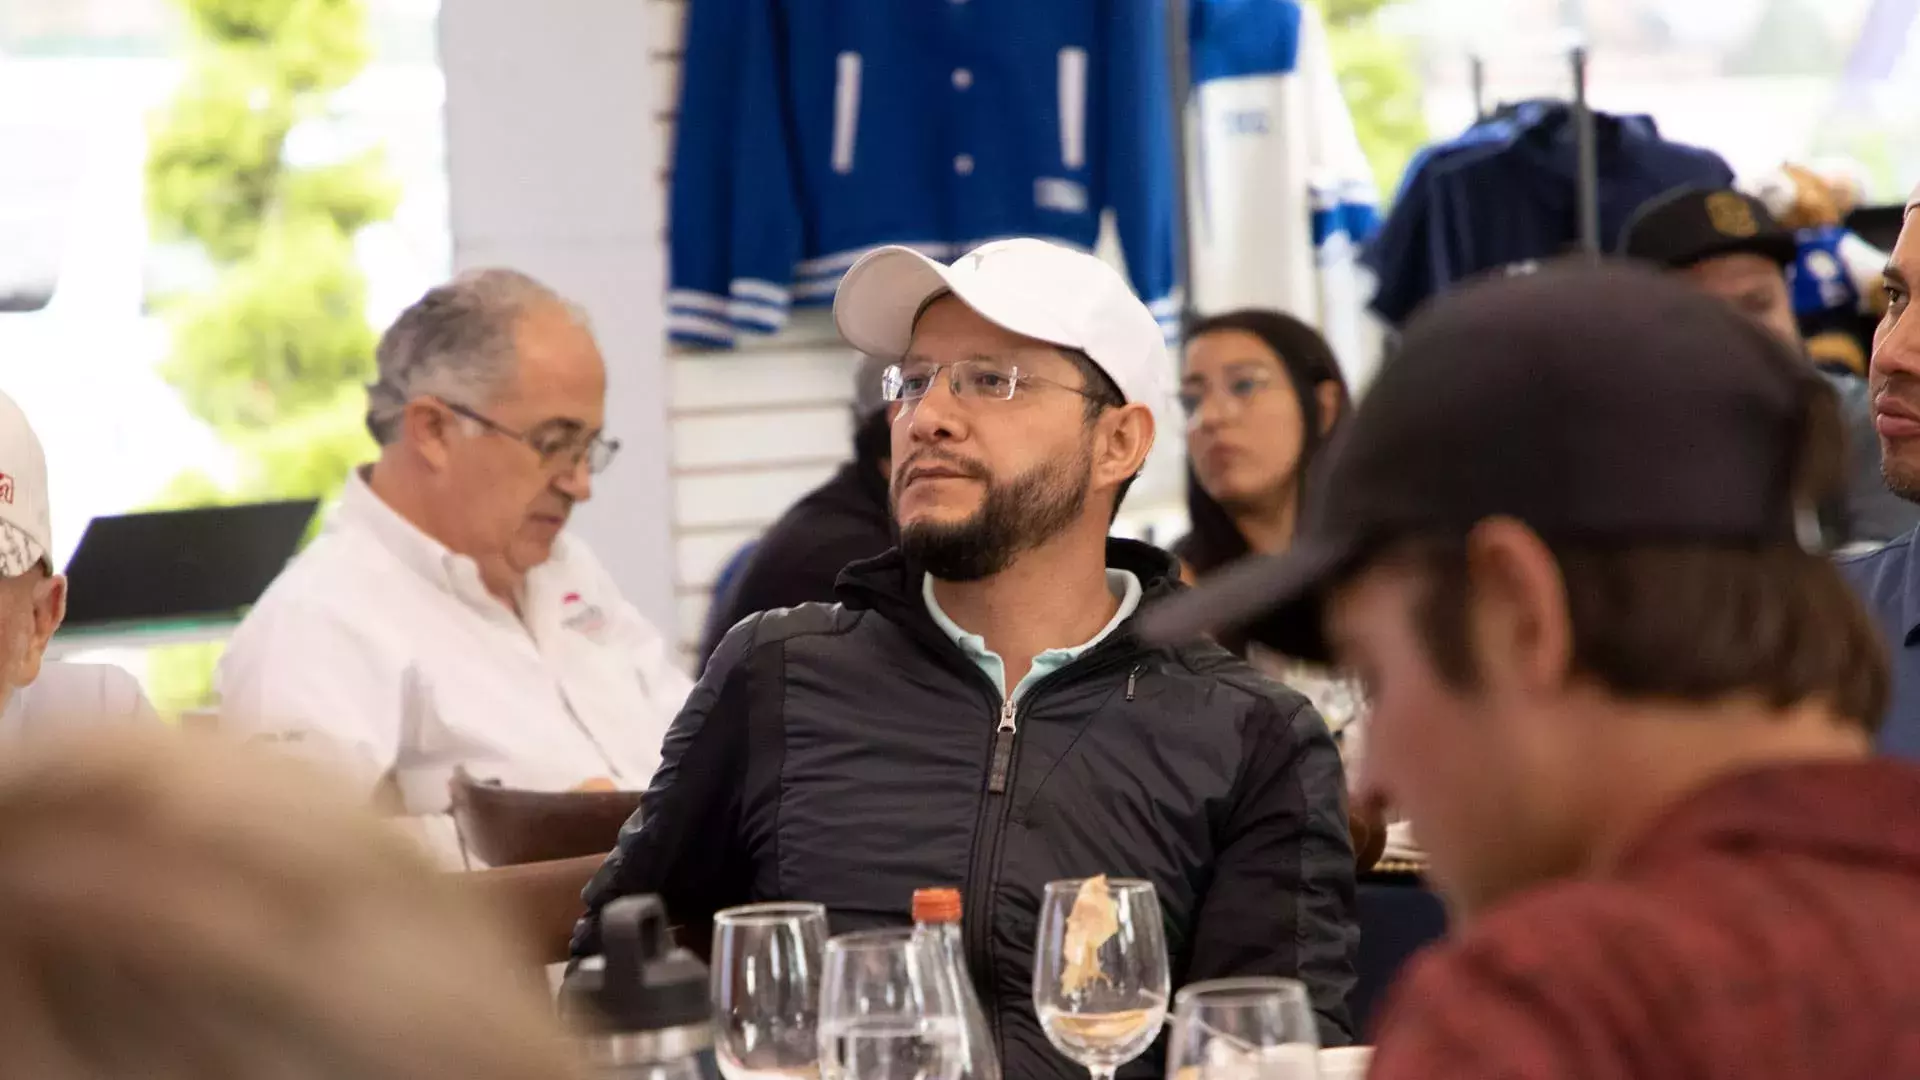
[0,389,52,579]
[832,238,1171,412]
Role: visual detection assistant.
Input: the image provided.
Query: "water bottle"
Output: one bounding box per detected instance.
[912,887,1002,1080]
[560,895,715,1080]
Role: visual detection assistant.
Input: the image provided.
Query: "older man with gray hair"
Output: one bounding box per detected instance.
[219,269,691,863]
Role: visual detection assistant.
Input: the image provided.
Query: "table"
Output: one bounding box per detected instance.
[1353,871,1448,1036]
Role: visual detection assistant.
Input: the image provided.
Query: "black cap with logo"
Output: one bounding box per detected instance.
[1619,186,1799,271]
[1139,262,1834,661]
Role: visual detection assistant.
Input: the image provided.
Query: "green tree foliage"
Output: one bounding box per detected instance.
[143,0,396,714]
[1307,0,1430,203]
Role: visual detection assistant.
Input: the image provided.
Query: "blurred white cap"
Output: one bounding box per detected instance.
[0,389,52,578]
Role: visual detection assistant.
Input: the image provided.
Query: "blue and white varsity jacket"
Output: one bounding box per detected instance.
[667,0,1179,347]
[1187,0,1382,384]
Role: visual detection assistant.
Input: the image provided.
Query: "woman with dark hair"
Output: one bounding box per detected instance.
[1175,309,1350,582]
[1175,311,1384,865]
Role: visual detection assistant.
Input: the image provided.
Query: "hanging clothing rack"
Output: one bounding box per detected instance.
[1169,12,1605,332]
[1471,45,1601,258]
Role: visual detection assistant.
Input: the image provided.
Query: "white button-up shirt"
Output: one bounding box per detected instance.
[1,660,159,739]
[218,471,691,856]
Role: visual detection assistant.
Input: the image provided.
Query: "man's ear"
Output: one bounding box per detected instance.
[18,572,66,688]
[1094,402,1156,491]
[1462,518,1573,697]
[400,398,457,470]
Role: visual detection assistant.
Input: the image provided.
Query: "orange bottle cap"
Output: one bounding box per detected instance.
[912,887,964,924]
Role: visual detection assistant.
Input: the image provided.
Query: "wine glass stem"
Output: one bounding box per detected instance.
[1087,1069,1116,1080]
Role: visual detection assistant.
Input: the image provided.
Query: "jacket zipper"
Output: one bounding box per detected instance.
[987,697,1018,794]
[962,690,1017,1057]
[961,645,1143,1063]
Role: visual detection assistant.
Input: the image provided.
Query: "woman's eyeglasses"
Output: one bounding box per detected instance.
[1178,371,1276,421]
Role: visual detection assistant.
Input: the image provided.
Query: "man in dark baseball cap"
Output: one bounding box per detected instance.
[1620,185,1801,344]
[1623,185,1917,545]
[1145,263,1920,1079]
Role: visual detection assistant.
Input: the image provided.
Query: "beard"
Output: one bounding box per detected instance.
[894,445,1093,582]
[1886,455,1920,504]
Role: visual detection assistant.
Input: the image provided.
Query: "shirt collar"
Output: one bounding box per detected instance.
[1616,759,1920,875]
[922,569,1144,666]
[1897,538,1920,646]
[335,468,500,607]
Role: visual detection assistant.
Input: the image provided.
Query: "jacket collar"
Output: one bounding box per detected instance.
[835,537,1183,639]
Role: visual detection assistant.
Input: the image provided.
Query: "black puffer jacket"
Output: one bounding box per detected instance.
[576,540,1358,1077]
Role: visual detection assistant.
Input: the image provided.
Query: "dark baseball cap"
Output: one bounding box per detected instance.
[1139,261,1833,662]
[1619,186,1798,270]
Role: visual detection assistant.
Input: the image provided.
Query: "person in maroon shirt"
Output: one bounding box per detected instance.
[1145,262,1920,1079]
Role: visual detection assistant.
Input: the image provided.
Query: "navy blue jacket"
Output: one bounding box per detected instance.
[1365,104,1732,325]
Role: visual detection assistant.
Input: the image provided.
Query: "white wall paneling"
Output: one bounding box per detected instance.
[440,0,678,632]
[676,526,766,591]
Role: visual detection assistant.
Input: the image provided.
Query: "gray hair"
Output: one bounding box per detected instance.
[365,268,589,445]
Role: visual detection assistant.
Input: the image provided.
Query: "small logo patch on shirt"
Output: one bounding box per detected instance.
[561,593,609,639]
[0,473,12,505]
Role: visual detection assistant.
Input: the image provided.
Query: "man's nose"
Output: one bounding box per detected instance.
[553,454,593,502]
[906,375,968,442]
[1876,309,1920,382]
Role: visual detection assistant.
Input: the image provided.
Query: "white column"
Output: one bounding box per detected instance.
[438,0,676,631]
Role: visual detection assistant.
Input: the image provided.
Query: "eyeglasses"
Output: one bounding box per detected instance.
[1178,370,1276,423]
[882,360,1102,406]
[437,398,622,475]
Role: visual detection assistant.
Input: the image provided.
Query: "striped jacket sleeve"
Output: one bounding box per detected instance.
[668,0,748,346]
[1299,1,1382,382]
[1301,2,1379,254]
[1104,0,1181,341]
[725,0,802,336]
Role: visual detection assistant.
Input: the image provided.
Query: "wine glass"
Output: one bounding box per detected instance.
[818,928,967,1080]
[712,903,830,1080]
[1033,878,1171,1080]
[1165,978,1320,1080]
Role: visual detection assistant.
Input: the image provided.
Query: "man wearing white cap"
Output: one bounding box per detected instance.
[579,239,1360,1073]
[0,390,157,737]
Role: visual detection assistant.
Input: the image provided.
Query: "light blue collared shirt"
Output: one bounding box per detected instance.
[922,570,1143,704]
[1841,533,1920,758]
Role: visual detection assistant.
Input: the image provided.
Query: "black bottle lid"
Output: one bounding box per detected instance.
[559,895,710,1035]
